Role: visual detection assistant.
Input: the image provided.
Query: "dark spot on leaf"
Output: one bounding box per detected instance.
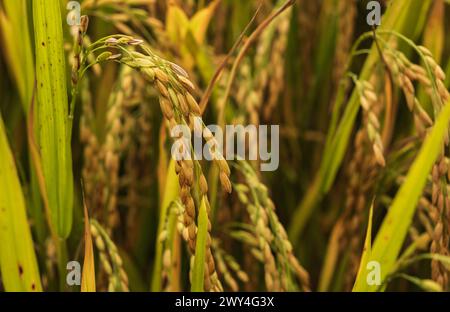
[31,283,36,290]
[18,264,23,276]
[41,42,45,47]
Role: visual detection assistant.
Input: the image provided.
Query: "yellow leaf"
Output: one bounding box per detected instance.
[166,1,189,43]
[0,0,34,111]
[423,0,444,62]
[0,115,42,292]
[189,0,220,44]
[352,202,374,291]
[81,194,96,292]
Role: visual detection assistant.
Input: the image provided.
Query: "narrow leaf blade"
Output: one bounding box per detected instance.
[81,195,95,292]
[33,0,74,238]
[0,115,42,292]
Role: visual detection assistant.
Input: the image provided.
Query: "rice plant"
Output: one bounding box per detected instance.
[0,0,450,293]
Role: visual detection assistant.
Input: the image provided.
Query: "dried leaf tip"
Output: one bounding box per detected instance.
[80,15,89,33]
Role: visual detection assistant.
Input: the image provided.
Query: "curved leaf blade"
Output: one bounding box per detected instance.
[0,115,42,292]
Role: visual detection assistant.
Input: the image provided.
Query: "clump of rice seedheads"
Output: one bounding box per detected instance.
[81,67,133,232]
[236,60,260,127]
[102,72,125,230]
[296,0,320,95]
[263,7,291,120]
[233,162,310,291]
[232,3,294,130]
[81,64,152,238]
[81,0,169,47]
[354,78,385,167]
[87,36,233,291]
[96,36,232,194]
[80,79,101,206]
[416,46,449,106]
[333,0,356,85]
[239,4,293,123]
[120,47,228,291]
[175,159,199,254]
[90,220,129,291]
[429,158,450,289]
[172,197,223,292]
[212,239,249,291]
[383,47,438,136]
[123,80,154,242]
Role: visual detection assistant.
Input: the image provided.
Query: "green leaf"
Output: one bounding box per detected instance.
[445,58,450,88]
[353,99,450,291]
[1,0,46,247]
[0,115,42,292]
[352,201,374,291]
[0,0,34,111]
[151,160,180,291]
[191,197,208,292]
[33,0,74,239]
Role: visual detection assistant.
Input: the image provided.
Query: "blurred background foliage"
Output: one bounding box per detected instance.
[0,0,450,292]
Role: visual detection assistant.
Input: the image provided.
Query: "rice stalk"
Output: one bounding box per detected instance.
[152,160,180,292]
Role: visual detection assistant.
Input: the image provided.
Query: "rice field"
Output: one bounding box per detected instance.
[0,0,450,293]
